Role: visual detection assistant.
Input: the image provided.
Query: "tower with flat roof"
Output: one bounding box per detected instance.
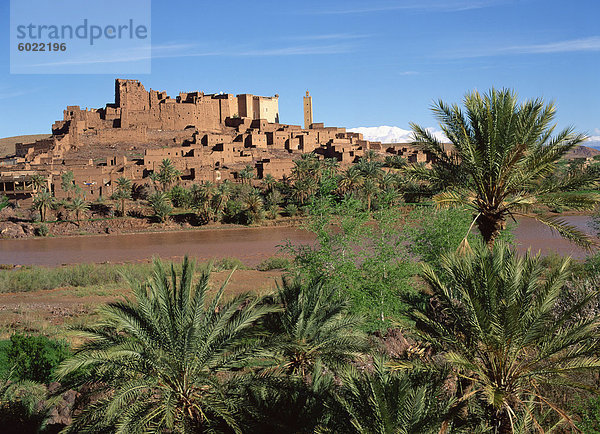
[303,90,313,129]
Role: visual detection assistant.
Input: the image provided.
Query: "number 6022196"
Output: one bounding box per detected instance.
[18,42,67,52]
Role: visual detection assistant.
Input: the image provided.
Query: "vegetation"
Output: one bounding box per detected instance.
[4,88,600,433]
[407,241,600,432]
[111,176,132,216]
[408,88,600,247]
[57,257,277,433]
[5,334,69,383]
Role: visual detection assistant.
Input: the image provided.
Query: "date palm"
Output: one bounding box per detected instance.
[262,278,368,377]
[261,174,276,192]
[67,197,89,226]
[213,181,232,221]
[30,173,48,192]
[338,167,364,195]
[148,192,172,222]
[32,190,53,222]
[406,241,600,433]
[56,257,277,433]
[112,176,132,216]
[151,159,181,192]
[408,88,599,247]
[333,357,448,434]
[239,165,255,185]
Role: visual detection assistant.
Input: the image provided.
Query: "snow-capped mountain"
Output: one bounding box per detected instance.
[348,126,446,143]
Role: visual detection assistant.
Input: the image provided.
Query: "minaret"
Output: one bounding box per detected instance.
[303,90,313,129]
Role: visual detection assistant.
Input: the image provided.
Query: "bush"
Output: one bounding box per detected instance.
[7,334,69,383]
[214,257,248,271]
[35,224,49,237]
[0,262,155,293]
[284,204,298,217]
[257,256,291,271]
[169,185,191,208]
[577,395,600,433]
[0,379,49,433]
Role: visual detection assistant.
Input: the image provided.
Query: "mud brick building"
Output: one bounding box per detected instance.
[1,79,433,204]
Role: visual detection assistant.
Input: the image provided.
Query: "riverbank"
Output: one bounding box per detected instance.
[0,267,285,342]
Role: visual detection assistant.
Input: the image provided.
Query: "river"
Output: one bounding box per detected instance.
[0,215,596,267]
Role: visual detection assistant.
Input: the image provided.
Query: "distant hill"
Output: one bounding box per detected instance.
[0,134,50,157]
[564,145,600,160]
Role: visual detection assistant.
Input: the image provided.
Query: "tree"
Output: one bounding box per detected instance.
[262,277,368,377]
[243,189,264,224]
[148,192,172,222]
[150,159,181,192]
[66,197,89,226]
[239,165,256,185]
[261,174,277,192]
[32,190,53,222]
[0,194,9,213]
[362,177,378,211]
[30,174,47,192]
[213,181,232,221]
[56,257,277,433]
[408,88,599,247]
[405,241,600,433]
[333,357,448,434]
[111,176,132,216]
[338,167,364,195]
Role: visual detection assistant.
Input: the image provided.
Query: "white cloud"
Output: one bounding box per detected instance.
[447,36,600,58]
[309,0,502,15]
[586,134,600,149]
[348,125,446,143]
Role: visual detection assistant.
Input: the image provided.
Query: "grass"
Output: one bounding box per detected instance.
[0,263,154,293]
[256,256,292,271]
[0,260,250,294]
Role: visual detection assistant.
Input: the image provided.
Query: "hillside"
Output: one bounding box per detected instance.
[564,145,600,160]
[0,134,50,157]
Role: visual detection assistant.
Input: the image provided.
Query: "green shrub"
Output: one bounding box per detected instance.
[215,257,248,271]
[169,185,191,208]
[0,379,49,433]
[256,256,291,271]
[0,262,156,293]
[0,340,11,376]
[284,204,298,217]
[35,223,49,237]
[577,395,600,433]
[7,334,70,383]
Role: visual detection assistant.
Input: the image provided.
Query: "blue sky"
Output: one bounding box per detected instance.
[1,0,599,144]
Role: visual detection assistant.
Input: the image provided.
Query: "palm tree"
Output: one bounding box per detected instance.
[30,174,48,192]
[338,167,364,195]
[67,197,89,226]
[32,190,54,222]
[213,181,232,221]
[291,178,317,205]
[261,174,277,192]
[262,278,368,377]
[362,177,379,212]
[408,88,599,247]
[405,241,600,433]
[56,257,277,433]
[292,154,322,183]
[60,170,75,198]
[148,192,172,222]
[333,357,448,434]
[243,189,264,224]
[356,157,383,180]
[111,176,132,216]
[150,159,181,192]
[239,165,256,185]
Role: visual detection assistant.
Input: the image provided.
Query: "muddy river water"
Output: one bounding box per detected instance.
[0,215,596,267]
